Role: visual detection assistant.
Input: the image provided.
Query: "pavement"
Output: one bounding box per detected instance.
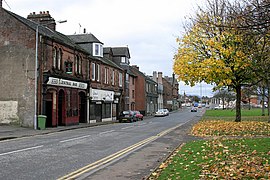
[0,121,116,141]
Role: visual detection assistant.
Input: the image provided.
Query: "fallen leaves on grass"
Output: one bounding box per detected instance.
[192,120,270,137]
[198,138,270,179]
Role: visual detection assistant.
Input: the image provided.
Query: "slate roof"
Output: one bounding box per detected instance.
[130,66,156,84]
[111,47,131,58]
[68,34,103,44]
[4,9,89,54]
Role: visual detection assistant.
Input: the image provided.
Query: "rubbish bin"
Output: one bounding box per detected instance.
[37,115,47,130]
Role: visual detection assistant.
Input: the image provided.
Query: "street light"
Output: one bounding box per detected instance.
[34,20,66,129]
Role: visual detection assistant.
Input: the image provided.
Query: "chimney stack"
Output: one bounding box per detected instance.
[0,0,2,8]
[27,11,56,31]
[158,72,163,84]
[132,65,139,70]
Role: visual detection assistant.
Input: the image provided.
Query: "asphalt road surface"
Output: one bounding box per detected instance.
[0,108,203,180]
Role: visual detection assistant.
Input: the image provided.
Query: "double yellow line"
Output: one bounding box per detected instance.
[58,124,183,180]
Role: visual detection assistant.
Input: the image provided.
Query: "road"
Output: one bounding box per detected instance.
[0,108,203,180]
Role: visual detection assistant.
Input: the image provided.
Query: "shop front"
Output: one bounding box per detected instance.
[44,77,87,127]
[89,88,116,123]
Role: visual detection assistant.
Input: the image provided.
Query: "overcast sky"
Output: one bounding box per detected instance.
[3,0,214,97]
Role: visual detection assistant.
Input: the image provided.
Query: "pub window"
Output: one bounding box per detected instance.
[58,49,62,70]
[86,60,90,79]
[66,90,71,117]
[74,55,82,74]
[77,55,82,74]
[74,55,78,74]
[53,47,57,68]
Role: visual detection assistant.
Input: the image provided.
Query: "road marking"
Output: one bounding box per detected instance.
[121,126,133,130]
[60,135,92,143]
[0,145,44,156]
[57,120,193,180]
[99,130,115,135]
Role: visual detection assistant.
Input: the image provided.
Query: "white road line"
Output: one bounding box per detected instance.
[99,130,115,135]
[0,145,44,156]
[121,126,133,130]
[60,134,92,143]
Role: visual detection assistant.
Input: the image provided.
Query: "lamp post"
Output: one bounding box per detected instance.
[34,20,66,129]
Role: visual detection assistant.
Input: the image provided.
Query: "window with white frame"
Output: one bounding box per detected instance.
[96,64,100,82]
[58,49,62,70]
[78,56,82,74]
[74,55,78,74]
[112,69,115,85]
[119,72,123,87]
[121,57,126,63]
[53,47,57,68]
[91,62,95,80]
[93,43,103,57]
[104,67,109,84]
[86,60,90,79]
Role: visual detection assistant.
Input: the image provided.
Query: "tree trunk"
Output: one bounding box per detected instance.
[235,85,241,122]
[262,86,265,116]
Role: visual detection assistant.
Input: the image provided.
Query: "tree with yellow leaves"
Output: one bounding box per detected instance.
[174,0,256,122]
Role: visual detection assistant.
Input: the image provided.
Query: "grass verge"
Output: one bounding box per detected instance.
[148,109,270,179]
[150,138,270,179]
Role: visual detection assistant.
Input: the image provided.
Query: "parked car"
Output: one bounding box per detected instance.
[163,109,169,116]
[155,109,169,117]
[134,111,143,121]
[119,110,136,123]
[191,107,197,112]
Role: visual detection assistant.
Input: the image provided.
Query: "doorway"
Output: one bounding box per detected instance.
[45,92,53,127]
[95,104,102,122]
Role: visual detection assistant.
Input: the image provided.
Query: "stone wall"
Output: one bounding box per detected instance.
[0,8,36,127]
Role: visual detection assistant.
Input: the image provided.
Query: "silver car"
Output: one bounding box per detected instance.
[155,109,169,117]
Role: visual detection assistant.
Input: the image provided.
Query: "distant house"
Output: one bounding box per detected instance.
[130,66,158,115]
[163,74,180,111]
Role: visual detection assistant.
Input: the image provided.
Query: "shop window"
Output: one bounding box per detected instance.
[66,89,78,117]
[90,103,95,120]
[102,103,111,118]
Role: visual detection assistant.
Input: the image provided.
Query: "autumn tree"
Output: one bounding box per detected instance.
[173,0,256,122]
